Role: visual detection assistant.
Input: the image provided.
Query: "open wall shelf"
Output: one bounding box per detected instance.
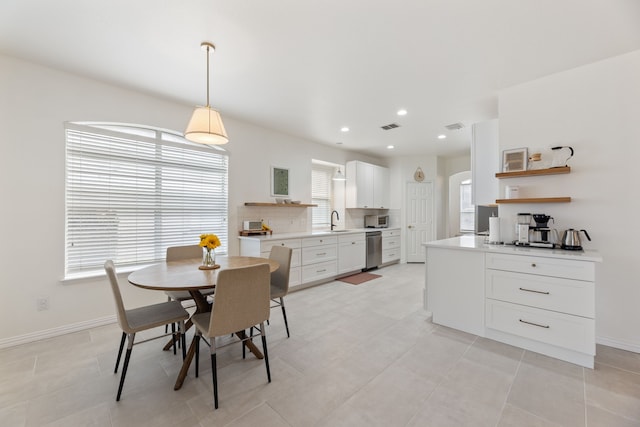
[495,197,572,204]
[244,202,317,207]
[495,166,570,179]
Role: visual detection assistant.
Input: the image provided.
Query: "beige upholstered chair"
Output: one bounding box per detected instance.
[191,263,272,409]
[165,245,215,302]
[104,260,189,401]
[269,246,293,337]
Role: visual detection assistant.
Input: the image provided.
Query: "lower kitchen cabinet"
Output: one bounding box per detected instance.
[301,235,338,282]
[424,236,601,368]
[337,233,366,274]
[485,252,595,367]
[238,237,302,287]
[382,229,401,264]
[426,246,485,337]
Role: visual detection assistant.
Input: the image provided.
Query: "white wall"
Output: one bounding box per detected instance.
[0,54,383,345]
[498,50,640,351]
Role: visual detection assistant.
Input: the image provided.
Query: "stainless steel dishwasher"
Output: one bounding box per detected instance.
[365,230,382,270]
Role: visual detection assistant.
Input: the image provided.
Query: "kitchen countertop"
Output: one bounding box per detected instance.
[238,228,399,241]
[423,235,602,262]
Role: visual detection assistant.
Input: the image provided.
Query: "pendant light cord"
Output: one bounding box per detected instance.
[205,44,210,108]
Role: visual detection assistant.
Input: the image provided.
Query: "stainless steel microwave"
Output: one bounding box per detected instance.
[365,214,389,228]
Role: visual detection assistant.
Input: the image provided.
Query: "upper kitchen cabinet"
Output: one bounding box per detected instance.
[471,119,499,206]
[346,161,390,209]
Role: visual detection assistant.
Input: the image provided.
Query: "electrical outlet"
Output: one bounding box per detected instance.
[37,297,49,311]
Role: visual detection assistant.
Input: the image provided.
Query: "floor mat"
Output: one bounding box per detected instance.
[337,272,382,285]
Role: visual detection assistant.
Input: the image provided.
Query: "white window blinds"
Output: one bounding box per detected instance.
[65,123,228,278]
[312,165,333,228]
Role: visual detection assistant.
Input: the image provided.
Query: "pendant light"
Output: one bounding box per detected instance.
[184,42,229,144]
[332,167,346,181]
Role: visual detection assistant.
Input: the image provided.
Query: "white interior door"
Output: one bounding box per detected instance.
[406,181,434,263]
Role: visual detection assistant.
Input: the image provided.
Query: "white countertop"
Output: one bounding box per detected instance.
[423,235,602,262]
[238,228,399,241]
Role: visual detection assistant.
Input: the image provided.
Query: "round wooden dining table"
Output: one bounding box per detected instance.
[128,255,279,390]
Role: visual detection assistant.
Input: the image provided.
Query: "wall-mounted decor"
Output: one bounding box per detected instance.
[271,166,289,196]
[502,148,528,172]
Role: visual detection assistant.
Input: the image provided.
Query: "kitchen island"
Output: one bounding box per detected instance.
[423,235,602,368]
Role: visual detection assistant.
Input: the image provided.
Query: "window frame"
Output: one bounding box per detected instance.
[64,122,229,279]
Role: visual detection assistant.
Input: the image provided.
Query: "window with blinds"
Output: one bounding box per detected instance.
[64,122,228,278]
[312,164,334,228]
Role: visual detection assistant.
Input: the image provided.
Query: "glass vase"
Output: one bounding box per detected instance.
[202,247,216,268]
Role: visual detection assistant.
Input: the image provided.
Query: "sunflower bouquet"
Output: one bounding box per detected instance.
[199,234,221,268]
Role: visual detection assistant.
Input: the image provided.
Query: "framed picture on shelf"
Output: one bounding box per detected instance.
[270,166,289,196]
[502,148,528,172]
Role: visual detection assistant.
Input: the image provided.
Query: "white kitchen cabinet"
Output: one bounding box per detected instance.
[485,252,596,367]
[338,233,366,274]
[300,235,337,283]
[423,236,601,368]
[426,246,485,337]
[346,160,390,209]
[381,228,400,264]
[238,237,302,288]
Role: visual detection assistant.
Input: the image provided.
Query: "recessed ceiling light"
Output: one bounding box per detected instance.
[397,109,407,116]
[387,145,395,149]
[336,142,343,145]
[437,134,446,139]
[341,127,349,132]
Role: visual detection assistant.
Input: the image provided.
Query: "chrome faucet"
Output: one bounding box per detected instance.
[330,210,339,230]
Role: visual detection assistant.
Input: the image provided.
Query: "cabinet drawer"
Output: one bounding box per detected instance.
[382,247,400,263]
[301,235,337,248]
[301,244,337,264]
[337,233,365,244]
[382,229,400,238]
[260,239,301,253]
[486,270,594,318]
[261,247,300,268]
[289,266,301,287]
[486,253,595,281]
[486,300,595,355]
[382,237,400,250]
[301,260,337,283]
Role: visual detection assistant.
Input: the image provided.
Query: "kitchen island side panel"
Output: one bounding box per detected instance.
[426,246,485,337]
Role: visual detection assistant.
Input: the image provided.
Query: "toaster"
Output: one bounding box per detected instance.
[243,220,263,231]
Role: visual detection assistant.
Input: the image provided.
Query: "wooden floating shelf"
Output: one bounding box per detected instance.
[244,202,317,207]
[495,197,572,204]
[495,166,571,179]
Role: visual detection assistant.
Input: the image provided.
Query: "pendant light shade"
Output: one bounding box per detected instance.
[185,42,229,145]
[332,168,346,181]
[184,106,228,144]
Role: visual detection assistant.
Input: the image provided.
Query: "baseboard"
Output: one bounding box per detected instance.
[596,336,640,354]
[0,315,117,349]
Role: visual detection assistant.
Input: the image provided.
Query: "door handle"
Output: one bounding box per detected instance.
[408,225,413,229]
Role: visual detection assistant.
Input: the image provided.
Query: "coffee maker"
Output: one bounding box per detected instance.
[515,213,531,245]
[528,214,558,248]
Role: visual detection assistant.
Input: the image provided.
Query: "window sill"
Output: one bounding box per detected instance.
[60,263,156,284]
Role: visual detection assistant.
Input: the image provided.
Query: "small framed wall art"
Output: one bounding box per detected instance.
[502,148,528,173]
[271,166,289,196]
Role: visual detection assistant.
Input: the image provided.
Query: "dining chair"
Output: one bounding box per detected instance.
[269,246,293,338]
[104,260,190,401]
[165,245,216,303]
[191,263,272,409]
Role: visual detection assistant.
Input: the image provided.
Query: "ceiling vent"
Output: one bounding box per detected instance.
[445,122,464,131]
[381,123,400,130]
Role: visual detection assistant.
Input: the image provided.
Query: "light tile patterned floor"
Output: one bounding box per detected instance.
[1,263,639,426]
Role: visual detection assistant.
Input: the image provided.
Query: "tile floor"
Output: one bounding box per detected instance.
[1,263,640,426]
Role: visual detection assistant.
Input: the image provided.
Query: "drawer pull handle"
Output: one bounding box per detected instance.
[317,252,326,256]
[519,319,550,329]
[531,263,537,267]
[519,287,550,295]
[317,269,326,273]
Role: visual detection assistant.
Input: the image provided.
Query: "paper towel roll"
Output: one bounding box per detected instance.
[489,217,501,243]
